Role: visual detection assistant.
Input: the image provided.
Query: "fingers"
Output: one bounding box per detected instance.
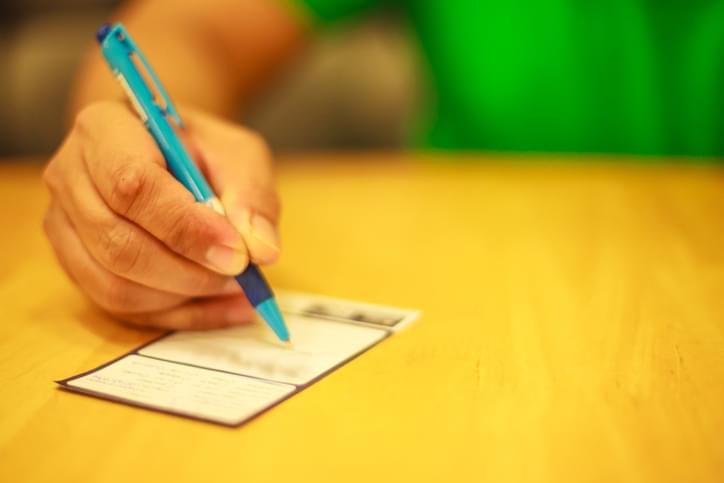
[47,151,240,297]
[43,201,186,314]
[44,201,253,330]
[186,110,281,264]
[76,102,250,276]
[43,100,278,332]
[221,197,281,265]
[120,294,255,330]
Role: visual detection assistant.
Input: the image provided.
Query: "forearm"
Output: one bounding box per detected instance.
[68,0,307,120]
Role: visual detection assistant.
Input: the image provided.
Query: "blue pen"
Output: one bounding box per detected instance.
[96,22,290,342]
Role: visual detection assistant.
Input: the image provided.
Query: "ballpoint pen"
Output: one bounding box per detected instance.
[95,22,290,341]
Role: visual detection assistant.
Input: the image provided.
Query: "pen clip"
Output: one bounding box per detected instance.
[118,27,184,128]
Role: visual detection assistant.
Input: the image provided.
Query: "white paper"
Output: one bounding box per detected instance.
[60,291,420,426]
[139,314,388,385]
[66,355,295,426]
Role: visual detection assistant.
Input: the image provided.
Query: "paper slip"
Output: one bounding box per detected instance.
[57,291,420,427]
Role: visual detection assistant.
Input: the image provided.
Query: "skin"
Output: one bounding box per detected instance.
[43,0,308,329]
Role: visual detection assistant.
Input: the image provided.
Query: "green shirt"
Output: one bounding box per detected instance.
[296,0,724,158]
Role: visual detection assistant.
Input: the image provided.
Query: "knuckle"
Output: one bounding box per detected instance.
[108,162,157,217]
[98,222,145,275]
[73,102,105,136]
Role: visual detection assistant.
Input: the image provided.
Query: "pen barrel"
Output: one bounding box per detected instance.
[98,23,215,204]
[145,114,215,202]
[98,23,287,340]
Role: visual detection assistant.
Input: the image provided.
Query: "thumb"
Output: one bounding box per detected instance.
[222,187,281,265]
[186,111,281,265]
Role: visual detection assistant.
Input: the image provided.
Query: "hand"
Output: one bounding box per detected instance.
[43,100,281,329]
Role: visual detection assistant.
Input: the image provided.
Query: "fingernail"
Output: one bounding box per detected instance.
[228,209,280,263]
[250,213,280,252]
[205,245,248,275]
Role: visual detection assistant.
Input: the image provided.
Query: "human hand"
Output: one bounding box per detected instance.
[43,101,280,329]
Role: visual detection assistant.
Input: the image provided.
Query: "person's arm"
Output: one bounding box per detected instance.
[44,0,310,330]
[69,0,307,118]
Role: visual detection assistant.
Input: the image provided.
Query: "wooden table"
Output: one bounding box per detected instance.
[1,154,723,483]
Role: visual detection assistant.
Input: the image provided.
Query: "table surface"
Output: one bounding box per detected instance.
[1,154,723,483]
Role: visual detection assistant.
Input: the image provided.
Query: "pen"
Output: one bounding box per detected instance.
[95,22,290,342]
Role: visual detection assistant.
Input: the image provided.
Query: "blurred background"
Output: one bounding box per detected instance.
[0,0,420,157]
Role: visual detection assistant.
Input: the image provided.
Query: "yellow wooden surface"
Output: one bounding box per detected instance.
[1,154,723,483]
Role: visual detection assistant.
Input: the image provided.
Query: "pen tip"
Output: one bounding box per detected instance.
[255,298,291,343]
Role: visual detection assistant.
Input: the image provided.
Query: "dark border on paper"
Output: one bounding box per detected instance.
[56,326,392,428]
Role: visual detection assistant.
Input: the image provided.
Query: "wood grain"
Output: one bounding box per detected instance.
[1,154,723,483]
